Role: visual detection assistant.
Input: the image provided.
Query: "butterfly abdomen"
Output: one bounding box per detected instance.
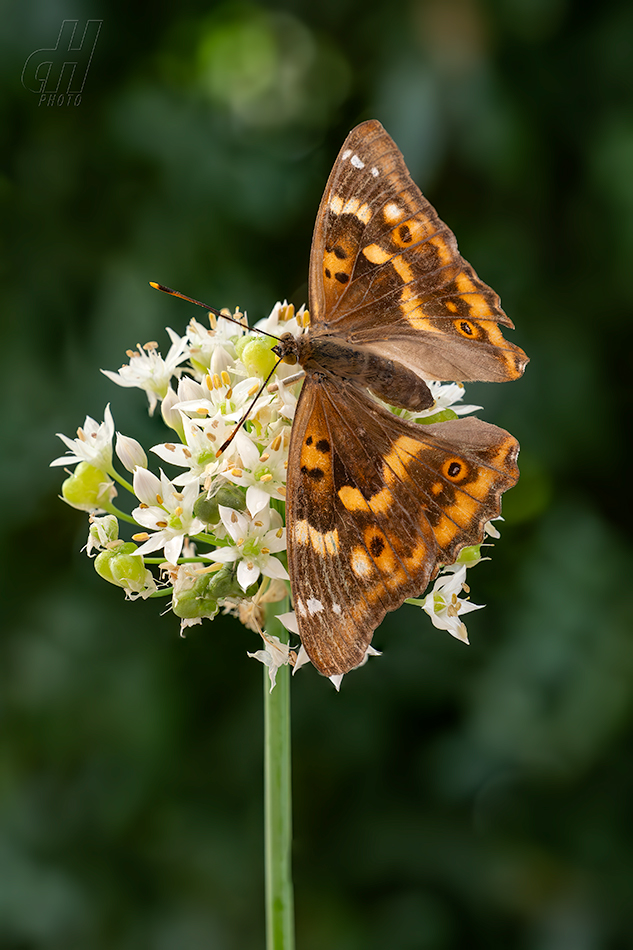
[297,336,434,412]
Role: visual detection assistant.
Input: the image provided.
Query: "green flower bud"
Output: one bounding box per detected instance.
[240,337,278,377]
[62,461,114,511]
[455,544,483,568]
[418,408,459,425]
[95,542,156,596]
[194,484,246,525]
[172,572,219,619]
[234,336,250,360]
[205,563,258,600]
[95,542,142,585]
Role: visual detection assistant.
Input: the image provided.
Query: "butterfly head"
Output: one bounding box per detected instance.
[272,332,300,366]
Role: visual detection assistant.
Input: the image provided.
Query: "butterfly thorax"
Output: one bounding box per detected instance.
[274,332,434,412]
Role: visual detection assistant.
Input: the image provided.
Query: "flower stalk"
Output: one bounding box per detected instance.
[263,600,295,950]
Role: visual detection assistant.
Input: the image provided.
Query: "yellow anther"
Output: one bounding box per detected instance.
[221,370,231,387]
[260,473,273,483]
[132,532,150,541]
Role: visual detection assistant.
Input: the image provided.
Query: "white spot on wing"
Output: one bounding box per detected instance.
[351,548,373,578]
[307,598,324,615]
[294,519,310,544]
[330,194,344,215]
[342,149,352,160]
[296,598,307,617]
[351,154,365,169]
[384,202,405,223]
[371,166,379,177]
[332,603,342,615]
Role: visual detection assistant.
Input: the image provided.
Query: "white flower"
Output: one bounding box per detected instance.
[86,514,119,555]
[248,633,294,691]
[131,468,205,563]
[484,517,503,540]
[51,404,115,471]
[101,330,190,415]
[115,433,148,472]
[420,565,483,643]
[221,429,290,508]
[151,410,236,486]
[207,501,288,591]
[383,381,482,424]
[254,300,307,341]
[175,373,275,424]
[186,312,243,376]
[424,381,482,417]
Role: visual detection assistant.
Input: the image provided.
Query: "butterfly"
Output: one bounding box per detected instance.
[271,119,528,677]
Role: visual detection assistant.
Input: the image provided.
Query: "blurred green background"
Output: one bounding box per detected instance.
[2,0,633,947]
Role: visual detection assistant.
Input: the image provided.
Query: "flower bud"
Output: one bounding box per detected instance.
[194,484,246,525]
[205,563,257,600]
[239,338,278,377]
[62,461,116,511]
[115,433,148,472]
[418,408,458,425]
[161,386,185,439]
[172,572,219,619]
[455,544,484,568]
[95,541,156,596]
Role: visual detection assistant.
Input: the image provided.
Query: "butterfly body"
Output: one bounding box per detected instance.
[274,333,434,411]
[278,120,528,677]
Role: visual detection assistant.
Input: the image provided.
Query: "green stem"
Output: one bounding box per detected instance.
[264,600,295,950]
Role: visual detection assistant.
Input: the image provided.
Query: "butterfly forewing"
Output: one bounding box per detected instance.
[309,120,527,383]
[286,378,519,676]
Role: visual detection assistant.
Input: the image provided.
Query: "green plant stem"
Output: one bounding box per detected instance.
[264,601,295,950]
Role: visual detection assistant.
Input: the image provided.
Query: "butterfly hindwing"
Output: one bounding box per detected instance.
[309,120,528,383]
[286,378,519,676]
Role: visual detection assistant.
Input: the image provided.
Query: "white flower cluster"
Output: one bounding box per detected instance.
[51,301,499,687]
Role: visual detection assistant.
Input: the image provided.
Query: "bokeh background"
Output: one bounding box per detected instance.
[2,0,633,947]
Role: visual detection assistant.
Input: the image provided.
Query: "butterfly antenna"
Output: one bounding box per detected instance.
[216,357,284,457]
[149,282,280,341]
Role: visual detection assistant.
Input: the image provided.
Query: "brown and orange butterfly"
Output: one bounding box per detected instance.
[271,119,528,676]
